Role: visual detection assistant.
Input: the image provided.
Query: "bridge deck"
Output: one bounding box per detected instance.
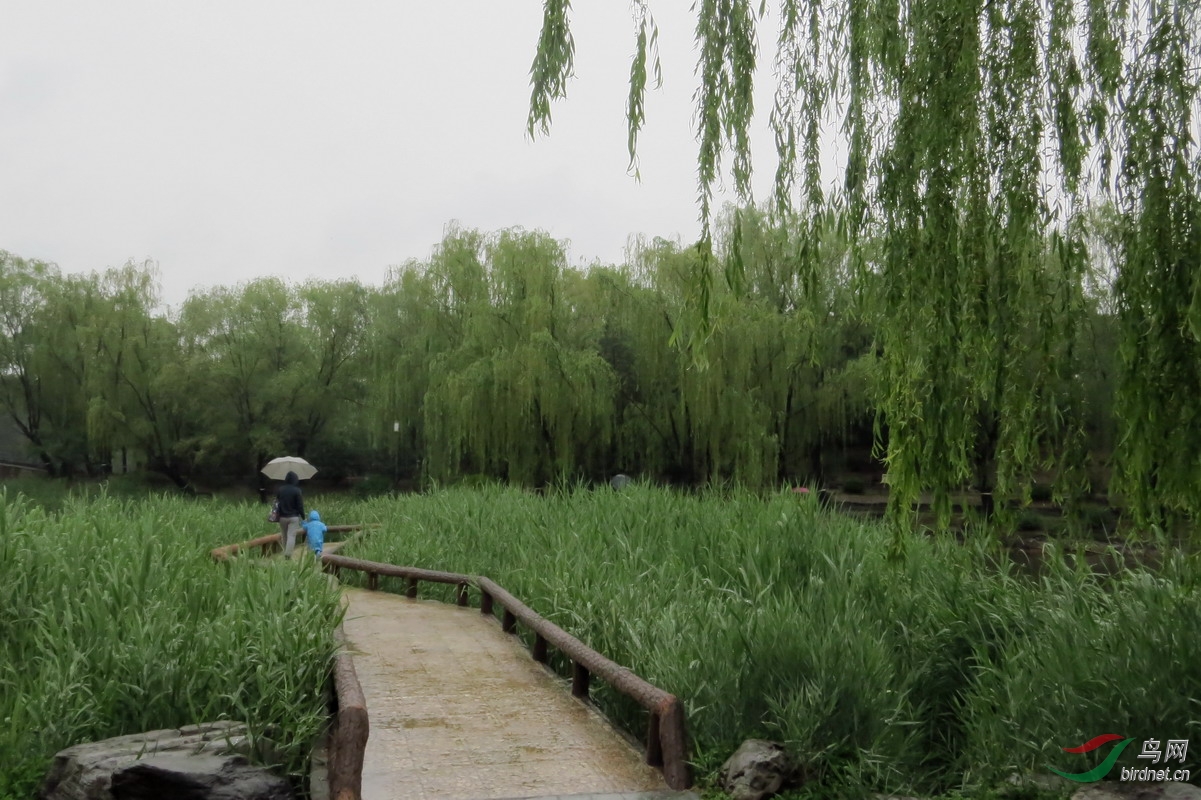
[339,587,694,800]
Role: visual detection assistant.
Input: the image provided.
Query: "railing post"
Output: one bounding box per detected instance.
[532,633,548,663]
[480,591,493,616]
[659,698,691,790]
[329,639,369,800]
[456,582,469,606]
[645,712,662,766]
[502,609,517,633]
[367,572,378,591]
[406,578,418,598]
[572,662,590,700]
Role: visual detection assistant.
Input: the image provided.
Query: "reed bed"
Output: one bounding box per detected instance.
[0,489,342,800]
[339,483,1200,797]
[3,481,1196,798]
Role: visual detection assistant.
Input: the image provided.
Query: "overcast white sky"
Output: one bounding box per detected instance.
[0,3,782,308]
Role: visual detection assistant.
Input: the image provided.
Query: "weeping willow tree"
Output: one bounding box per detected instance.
[1110,6,1201,527]
[625,233,796,485]
[710,206,876,485]
[176,279,309,477]
[528,0,1200,532]
[369,228,490,480]
[415,227,616,485]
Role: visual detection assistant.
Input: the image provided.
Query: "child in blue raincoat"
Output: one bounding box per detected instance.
[301,510,327,558]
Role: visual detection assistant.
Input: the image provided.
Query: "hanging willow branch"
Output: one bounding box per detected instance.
[627,1,663,178]
[528,0,1201,532]
[528,0,575,139]
[1111,0,1201,527]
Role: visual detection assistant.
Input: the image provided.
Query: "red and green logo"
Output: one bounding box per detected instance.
[1050,734,1134,782]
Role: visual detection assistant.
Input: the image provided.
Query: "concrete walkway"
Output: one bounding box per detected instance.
[339,587,696,800]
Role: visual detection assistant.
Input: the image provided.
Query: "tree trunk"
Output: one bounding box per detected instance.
[975,410,999,519]
[256,451,269,503]
[150,458,191,490]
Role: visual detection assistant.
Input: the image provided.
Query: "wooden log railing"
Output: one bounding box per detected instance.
[210,525,369,562]
[320,554,473,605]
[319,553,691,790]
[328,625,369,800]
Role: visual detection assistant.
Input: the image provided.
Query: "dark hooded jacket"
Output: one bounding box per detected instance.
[276,471,305,518]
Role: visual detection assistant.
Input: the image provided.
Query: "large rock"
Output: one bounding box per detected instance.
[1071,782,1201,800]
[720,739,799,800]
[40,722,292,800]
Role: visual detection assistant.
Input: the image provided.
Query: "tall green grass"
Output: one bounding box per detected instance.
[0,489,343,800]
[340,483,1200,796]
[6,482,1192,797]
[0,474,183,513]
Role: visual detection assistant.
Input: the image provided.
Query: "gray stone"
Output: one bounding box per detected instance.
[109,753,290,800]
[1071,782,1201,800]
[39,721,292,800]
[720,739,799,800]
[610,474,633,490]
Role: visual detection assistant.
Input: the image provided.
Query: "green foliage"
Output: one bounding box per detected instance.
[362,216,878,490]
[340,486,1199,796]
[961,551,1201,785]
[413,228,617,484]
[0,254,163,477]
[1111,0,1201,527]
[0,474,186,513]
[0,490,343,797]
[527,0,575,139]
[1,487,1190,797]
[526,1,1200,535]
[177,278,307,473]
[626,1,662,178]
[0,207,1168,535]
[0,202,1180,540]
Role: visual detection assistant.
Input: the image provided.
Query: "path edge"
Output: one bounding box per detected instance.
[327,623,369,800]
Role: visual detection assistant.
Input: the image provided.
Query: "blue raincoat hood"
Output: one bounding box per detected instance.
[309,510,321,521]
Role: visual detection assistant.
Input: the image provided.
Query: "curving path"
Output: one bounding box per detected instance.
[338,587,696,800]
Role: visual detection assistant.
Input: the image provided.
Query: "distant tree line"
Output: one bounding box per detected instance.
[0,202,1147,524]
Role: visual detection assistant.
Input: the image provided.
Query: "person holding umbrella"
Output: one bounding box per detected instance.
[275,472,305,558]
[262,457,317,560]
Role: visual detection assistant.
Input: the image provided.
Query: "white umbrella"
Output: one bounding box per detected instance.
[261,456,317,481]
